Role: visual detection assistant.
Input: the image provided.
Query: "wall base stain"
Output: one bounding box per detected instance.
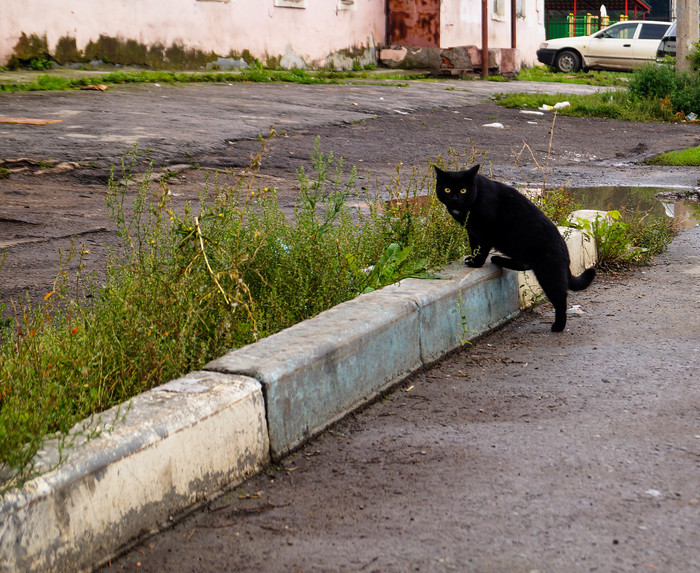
[10,34,376,71]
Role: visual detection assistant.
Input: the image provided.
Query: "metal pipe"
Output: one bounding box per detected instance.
[482,0,489,78]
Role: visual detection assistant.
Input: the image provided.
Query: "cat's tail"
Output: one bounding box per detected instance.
[568,267,596,291]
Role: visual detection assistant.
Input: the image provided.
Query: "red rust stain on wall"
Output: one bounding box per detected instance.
[387,0,440,48]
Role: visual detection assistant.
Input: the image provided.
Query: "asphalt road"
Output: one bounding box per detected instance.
[0,79,610,170]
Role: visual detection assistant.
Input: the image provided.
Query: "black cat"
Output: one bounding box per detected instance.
[434,164,595,332]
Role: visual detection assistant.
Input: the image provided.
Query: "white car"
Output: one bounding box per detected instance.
[537,20,671,73]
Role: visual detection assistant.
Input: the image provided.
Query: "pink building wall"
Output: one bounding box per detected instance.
[0,0,385,68]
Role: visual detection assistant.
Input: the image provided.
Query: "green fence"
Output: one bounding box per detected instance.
[546,13,627,40]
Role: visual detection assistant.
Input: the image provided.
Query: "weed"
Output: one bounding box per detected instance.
[505,45,700,122]
[29,58,53,71]
[0,136,477,492]
[571,209,674,268]
[453,293,476,346]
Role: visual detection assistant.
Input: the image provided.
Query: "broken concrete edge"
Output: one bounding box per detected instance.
[0,219,600,573]
[378,45,522,77]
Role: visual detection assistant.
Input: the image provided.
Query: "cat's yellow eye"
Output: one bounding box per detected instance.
[460,188,467,194]
[444,188,451,194]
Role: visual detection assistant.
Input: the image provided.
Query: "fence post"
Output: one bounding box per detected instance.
[568,13,575,37]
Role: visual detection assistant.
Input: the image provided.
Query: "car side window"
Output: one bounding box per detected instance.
[603,23,639,39]
[639,23,670,40]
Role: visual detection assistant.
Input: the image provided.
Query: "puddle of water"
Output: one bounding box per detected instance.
[568,186,700,230]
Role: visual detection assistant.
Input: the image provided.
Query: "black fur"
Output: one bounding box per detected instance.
[434,164,595,332]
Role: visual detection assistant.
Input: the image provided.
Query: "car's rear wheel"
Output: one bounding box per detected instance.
[555,50,581,73]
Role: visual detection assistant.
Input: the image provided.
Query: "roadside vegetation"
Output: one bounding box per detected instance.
[571,209,675,269]
[0,132,675,492]
[0,135,476,492]
[499,45,700,123]
[644,145,700,166]
[0,65,429,92]
[515,65,630,87]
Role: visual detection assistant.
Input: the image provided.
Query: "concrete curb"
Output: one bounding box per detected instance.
[206,263,520,459]
[0,221,596,572]
[1,372,269,573]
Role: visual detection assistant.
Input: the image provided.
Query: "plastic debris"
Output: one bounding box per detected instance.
[686,112,698,121]
[520,110,545,116]
[483,122,505,129]
[538,101,571,111]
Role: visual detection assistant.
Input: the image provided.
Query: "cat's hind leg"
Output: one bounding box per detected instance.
[533,268,568,332]
[490,255,531,271]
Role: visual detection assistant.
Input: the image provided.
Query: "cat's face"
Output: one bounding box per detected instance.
[434,164,479,222]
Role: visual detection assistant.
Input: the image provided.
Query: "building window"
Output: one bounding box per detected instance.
[493,0,506,21]
[274,0,307,8]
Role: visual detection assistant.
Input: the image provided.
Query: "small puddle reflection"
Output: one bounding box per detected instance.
[568,186,700,230]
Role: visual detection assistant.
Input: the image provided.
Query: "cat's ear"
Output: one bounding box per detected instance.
[466,164,480,177]
[433,165,444,175]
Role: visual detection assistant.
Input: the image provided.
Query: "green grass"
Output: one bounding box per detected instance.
[571,209,675,268]
[493,88,677,122]
[516,65,629,87]
[505,62,700,123]
[0,67,431,92]
[644,146,700,166]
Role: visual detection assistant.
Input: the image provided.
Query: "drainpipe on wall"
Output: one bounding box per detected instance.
[482,0,489,78]
[511,0,517,48]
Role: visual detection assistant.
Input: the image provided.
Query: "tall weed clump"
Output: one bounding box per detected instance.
[628,48,700,119]
[0,137,473,492]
